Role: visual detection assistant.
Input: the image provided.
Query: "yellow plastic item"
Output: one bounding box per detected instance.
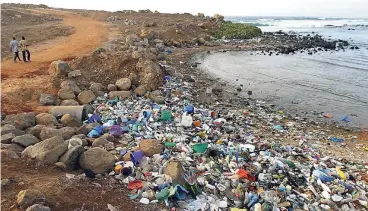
[216,139,223,144]
[115,165,123,173]
[336,166,346,180]
[231,208,248,211]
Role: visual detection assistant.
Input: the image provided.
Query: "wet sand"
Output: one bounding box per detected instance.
[198,50,368,128]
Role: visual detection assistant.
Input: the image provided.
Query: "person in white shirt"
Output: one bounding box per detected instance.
[10,37,21,62]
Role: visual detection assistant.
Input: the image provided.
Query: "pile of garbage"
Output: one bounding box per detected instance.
[84,76,368,210]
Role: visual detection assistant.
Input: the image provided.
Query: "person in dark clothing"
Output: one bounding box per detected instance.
[10,37,21,62]
[19,36,31,62]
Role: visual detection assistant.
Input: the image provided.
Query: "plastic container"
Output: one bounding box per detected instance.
[161,110,172,121]
[181,113,193,127]
[193,120,201,127]
[193,143,208,153]
[184,105,194,114]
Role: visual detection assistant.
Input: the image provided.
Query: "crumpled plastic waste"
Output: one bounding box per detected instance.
[83,75,367,210]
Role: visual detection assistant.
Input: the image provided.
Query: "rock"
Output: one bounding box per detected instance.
[58,88,75,100]
[48,60,71,77]
[108,91,131,100]
[129,73,140,86]
[92,137,109,147]
[59,145,84,170]
[4,113,36,130]
[1,124,26,136]
[126,34,141,45]
[60,114,81,127]
[26,204,50,211]
[39,127,75,140]
[16,189,45,210]
[79,148,115,174]
[198,13,205,18]
[139,29,156,40]
[55,162,67,170]
[134,86,147,96]
[1,143,25,154]
[11,134,40,147]
[198,38,206,45]
[164,161,184,185]
[60,99,80,106]
[26,125,45,139]
[148,90,165,104]
[60,80,81,94]
[139,139,163,157]
[68,70,82,78]
[35,113,58,125]
[107,84,117,91]
[77,90,96,104]
[72,134,86,140]
[1,149,20,158]
[75,124,90,135]
[39,94,56,106]
[115,78,132,91]
[1,133,15,144]
[213,14,224,22]
[22,136,68,164]
[89,82,103,93]
[101,133,116,142]
[157,53,166,61]
[150,48,158,55]
[136,59,164,91]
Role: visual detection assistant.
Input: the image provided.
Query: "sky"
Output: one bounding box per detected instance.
[1,0,368,18]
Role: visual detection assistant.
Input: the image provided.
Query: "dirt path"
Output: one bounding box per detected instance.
[1,8,109,114]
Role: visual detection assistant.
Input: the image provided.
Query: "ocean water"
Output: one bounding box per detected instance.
[200,17,368,127]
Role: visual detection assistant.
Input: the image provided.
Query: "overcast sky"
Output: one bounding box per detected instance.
[2,0,368,18]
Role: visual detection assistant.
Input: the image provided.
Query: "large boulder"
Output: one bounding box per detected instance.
[58,88,75,100]
[91,137,109,147]
[79,148,115,174]
[39,94,56,106]
[60,99,79,106]
[22,136,68,164]
[108,91,131,100]
[48,60,71,77]
[77,90,96,104]
[139,139,163,157]
[1,124,26,136]
[164,161,184,185]
[148,90,165,104]
[1,133,16,144]
[60,80,81,94]
[11,134,40,147]
[39,127,75,140]
[4,113,36,130]
[59,145,84,170]
[1,143,25,154]
[136,59,163,91]
[16,189,46,210]
[107,84,117,91]
[35,113,58,125]
[134,85,147,96]
[26,125,45,139]
[115,78,131,91]
[60,114,81,127]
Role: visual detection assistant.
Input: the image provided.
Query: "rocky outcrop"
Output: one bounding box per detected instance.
[139,139,163,157]
[39,94,56,106]
[35,113,58,126]
[115,78,132,91]
[4,113,35,130]
[79,148,115,174]
[59,145,84,170]
[11,134,40,147]
[39,127,75,140]
[77,90,96,104]
[136,59,164,91]
[22,136,68,164]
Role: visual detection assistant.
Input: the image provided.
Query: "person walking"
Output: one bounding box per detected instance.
[10,37,21,62]
[19,36,31,62]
